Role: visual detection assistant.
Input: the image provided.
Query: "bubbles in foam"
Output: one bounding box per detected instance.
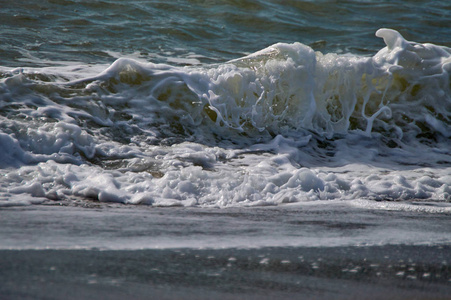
[0,29,450,207]
[74,28,450,141]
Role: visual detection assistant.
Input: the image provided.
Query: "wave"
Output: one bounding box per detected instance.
[1,29,451,207]
[53,28,449,141]
[2,29,451,141]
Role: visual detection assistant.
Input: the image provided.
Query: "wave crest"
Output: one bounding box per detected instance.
[64,29,450,141]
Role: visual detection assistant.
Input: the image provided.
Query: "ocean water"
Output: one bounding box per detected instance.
[1,0,451,211]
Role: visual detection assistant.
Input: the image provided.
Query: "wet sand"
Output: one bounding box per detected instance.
[1,203,450,299]
[1,245,450,300]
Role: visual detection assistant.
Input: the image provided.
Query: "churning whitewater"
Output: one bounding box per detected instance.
[0,29,450,207]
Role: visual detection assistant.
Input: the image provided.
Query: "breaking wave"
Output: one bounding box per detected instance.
[1,29,450,207]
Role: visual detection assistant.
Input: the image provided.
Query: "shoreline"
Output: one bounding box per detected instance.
[1,202,451,250]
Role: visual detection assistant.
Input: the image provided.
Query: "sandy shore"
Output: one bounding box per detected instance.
[1,245,450,300]
[1,202,450,299]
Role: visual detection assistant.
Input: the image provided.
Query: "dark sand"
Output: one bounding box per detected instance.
[1,246,450,300]
[1,203,450,299]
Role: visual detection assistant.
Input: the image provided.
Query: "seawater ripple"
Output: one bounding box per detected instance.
[2,0,451,67]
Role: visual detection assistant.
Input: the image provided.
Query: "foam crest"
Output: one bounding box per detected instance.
[1,29,450,207]
[373,29,451,139]
[65,29,450,141]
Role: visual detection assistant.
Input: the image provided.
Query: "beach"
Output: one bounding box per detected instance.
[1,203,450,299]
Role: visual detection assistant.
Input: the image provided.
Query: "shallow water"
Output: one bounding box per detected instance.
[1,1,451,211]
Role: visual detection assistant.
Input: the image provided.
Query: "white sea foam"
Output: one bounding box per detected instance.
[0,29,450,207]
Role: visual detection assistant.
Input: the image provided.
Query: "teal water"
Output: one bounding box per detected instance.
[2,0,451,67]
